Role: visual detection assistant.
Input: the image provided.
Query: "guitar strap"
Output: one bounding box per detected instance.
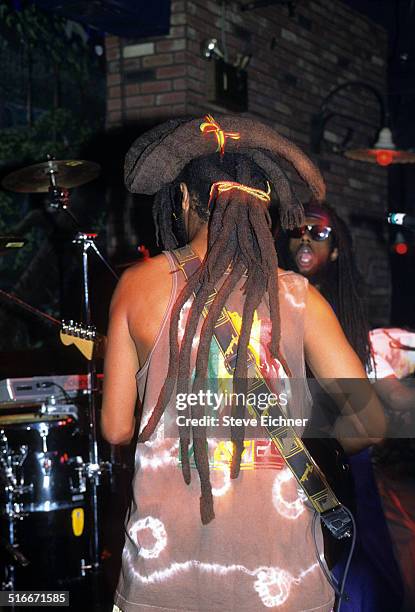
[172,244,352,539]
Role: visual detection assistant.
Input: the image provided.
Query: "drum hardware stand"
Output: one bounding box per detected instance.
[46,155,80,228]
[0,432,31,592]
[44,160,119,573]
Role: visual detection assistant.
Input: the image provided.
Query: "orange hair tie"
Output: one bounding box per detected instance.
[200,115,240,156]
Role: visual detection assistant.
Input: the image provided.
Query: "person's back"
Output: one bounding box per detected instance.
[112,249,334,612]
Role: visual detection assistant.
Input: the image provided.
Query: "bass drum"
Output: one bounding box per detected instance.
[0,506,88,588]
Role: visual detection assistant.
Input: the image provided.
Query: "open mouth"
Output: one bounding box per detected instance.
[295,245,315,271]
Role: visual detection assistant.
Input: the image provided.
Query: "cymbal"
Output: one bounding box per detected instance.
[2,159,100,193]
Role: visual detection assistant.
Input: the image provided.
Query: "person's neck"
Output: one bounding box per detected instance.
[189,224,208,260]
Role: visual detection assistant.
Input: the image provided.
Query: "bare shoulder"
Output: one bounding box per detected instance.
[304,282,340,329]
[110,253,171,313]
[109,252,174,362]
[306,282,331,311]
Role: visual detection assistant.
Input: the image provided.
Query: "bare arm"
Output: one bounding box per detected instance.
[304,284,387,454]
[101,270,139,445]
[374,374,415,413]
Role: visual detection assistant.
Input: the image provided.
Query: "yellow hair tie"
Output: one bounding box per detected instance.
[208,181,271,206]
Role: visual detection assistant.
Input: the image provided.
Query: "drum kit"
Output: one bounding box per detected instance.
[0,157,123,592]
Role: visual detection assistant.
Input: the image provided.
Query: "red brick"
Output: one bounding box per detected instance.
[187,40,202,55]
[108,86,121,98]
[107,111,122,123]
[172,103,186,114]
[187,78,205,94]
[142,54,174,68]
[157,65,186,79]
[141,80,172,93]
[170,13,186,26]
[169,25,186,38]
[107,61,120,73]
[173,78,186,90]
[171,1,185,10]
[107,73,121,86]
[188,65,204,81]
[124,58,142,71]
[156,39,186,53]
[125,94,155,108]
[138,106,175,120]
[106,46,120,60]
[174,52,186,63]
[124,84,140,96]
[124,109,141,121]
[156,91,186,105]
[137,107,165,119]
[107,98,122,111]
[105,35,119,48]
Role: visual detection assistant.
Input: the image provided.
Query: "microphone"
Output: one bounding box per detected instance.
[388,213,415,230]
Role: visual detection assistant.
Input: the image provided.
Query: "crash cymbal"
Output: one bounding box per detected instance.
[2,160,100,193]
[0,236,25,256]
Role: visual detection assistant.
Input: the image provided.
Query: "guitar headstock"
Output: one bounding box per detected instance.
[60,320,106,360]
[61,320,97,341]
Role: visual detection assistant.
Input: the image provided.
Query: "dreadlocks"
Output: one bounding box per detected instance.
[278,202,371,368]
[138,153,303,524]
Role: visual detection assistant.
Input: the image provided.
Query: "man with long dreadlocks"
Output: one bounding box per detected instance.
[278,201,405,611]
[102,115,386,612]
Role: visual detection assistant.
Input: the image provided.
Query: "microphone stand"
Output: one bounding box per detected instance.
[46,158,119,575]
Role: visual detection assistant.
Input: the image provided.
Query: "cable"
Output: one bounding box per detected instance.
[51,382,72,404]
[38,381,72,404]
[312,506,357,612]
[312,511,340,594]
[335,507,356,612]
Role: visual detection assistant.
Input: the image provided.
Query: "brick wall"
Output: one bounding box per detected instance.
[105,0,390,325]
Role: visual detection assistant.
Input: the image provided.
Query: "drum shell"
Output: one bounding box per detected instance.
[0,506,88,587]
[0,413,86,513]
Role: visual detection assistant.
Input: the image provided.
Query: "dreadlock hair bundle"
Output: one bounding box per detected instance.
[328,209,371,368]
[124,114,327,525]
[140,153,307,524]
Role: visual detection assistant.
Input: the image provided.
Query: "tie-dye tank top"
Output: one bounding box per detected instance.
[114,249,334,612]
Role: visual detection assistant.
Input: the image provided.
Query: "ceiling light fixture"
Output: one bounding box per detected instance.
[310,80,415,167]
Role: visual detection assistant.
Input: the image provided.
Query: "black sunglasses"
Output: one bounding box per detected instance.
[287,224,332,241]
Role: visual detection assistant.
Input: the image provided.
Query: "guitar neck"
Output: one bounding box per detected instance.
[0,288,61,327]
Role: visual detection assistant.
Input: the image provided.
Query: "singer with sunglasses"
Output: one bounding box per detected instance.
[278,200,405,612]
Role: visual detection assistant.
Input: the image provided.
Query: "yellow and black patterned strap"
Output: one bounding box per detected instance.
[172,245,351,536]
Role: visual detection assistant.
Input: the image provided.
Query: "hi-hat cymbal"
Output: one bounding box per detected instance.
[2,160,101,193]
